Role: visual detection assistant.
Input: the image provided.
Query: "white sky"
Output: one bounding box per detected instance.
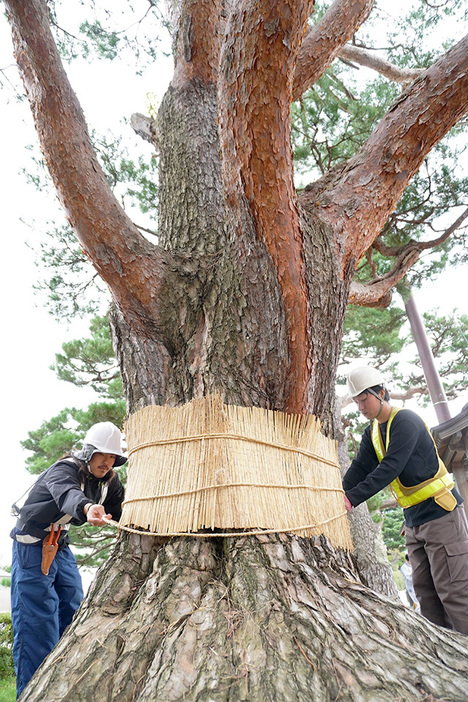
[0,3,467,566]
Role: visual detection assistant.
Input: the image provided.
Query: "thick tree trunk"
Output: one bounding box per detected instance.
[6,2,468,700]
[21,532,468,701]
[112,76,349,429]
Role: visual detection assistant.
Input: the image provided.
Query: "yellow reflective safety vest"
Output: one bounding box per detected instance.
[371,407,457,511]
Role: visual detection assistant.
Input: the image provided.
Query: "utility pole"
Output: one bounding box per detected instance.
[405,291,468,514]
[404,290,451,424]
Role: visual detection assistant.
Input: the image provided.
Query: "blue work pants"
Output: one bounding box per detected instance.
[11,540,83,698]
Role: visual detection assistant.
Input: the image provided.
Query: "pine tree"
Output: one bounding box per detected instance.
[5,1,468,699]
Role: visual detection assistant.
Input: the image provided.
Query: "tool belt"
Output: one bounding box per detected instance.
[41,524,62,575]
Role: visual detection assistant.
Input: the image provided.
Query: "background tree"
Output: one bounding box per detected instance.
[4,0,468,699]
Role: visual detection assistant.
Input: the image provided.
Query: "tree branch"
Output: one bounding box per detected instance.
[219,0,315,414]
[4,0,182,337]
[299,34,468,278]
[348,207,468,307]
[349,248,421,307]
[130,113,160,151]
[339,44,423,85]
[172,0,224,87]
[292,0,374,102]
[374,206,468,257]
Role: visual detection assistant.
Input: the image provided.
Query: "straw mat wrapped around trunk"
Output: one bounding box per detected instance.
[120,395,352,549]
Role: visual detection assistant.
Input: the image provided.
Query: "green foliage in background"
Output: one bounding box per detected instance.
[387,548,406,592]
[340,307,468,412]
[18,0,467,326]
[381,508,406,553]
[0,676,15,702]
[0,613,14,681]
[293,2,468,419]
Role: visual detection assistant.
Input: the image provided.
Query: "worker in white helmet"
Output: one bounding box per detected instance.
[10,422,126,698]
[343,366,468,635]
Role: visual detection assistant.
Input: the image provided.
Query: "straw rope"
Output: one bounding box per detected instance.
[122,482,343,504]
[120,396,352,549]
[106,511,348,538]
[128,434,340,468]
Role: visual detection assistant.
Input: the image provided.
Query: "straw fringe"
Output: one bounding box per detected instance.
[120,395,352,549]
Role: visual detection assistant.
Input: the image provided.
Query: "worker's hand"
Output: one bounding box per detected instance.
[344,495,353,513]
[85,503,112,526]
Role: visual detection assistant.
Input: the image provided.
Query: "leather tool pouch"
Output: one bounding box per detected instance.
[41,540,58,575]
[41,524,61,575]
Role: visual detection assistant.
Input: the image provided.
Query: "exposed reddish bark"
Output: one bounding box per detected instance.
[292,0,374,102]
[4,0,173,339]
[219,0,315,414]
[300,34,468,280]
[6,3,468,699]
[172,0,224,87]
[7,0,468,412]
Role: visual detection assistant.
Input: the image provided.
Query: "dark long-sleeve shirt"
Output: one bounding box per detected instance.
[343,408,462,527]
[12,458,124,547]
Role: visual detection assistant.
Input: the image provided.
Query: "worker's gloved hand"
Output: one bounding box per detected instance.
[344,495,353,513]
[85,503,112,526]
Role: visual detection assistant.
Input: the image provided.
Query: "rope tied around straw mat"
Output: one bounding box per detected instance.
[104,511,348,539]
[127,434,341,468]
[119,396,353,549]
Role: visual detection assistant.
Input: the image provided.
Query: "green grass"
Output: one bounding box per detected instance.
[0,676,15,702]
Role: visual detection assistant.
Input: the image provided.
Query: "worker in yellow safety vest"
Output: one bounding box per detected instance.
[343,366,468,635]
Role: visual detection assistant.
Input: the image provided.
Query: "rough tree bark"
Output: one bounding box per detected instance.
[5,0,468,699]
[20,533,468,701]
[336,423,397,598]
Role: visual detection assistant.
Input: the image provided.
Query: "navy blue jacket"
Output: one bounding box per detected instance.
[12,458,124,547]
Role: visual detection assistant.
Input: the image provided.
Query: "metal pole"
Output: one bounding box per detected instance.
[404,290,451,424]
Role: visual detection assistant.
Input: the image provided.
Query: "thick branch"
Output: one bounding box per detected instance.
[4,0,181,337]
[130,113,160,150]
[350,206,468,306]
[339,44,423,84]
[172,0,224,87]
[348,247,420,307]
[349,241,422,307]
[219,0,314,414]
[300,34,468,278]
[292,0,374,102]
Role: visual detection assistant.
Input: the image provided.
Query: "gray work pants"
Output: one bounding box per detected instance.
[405,505,468,635]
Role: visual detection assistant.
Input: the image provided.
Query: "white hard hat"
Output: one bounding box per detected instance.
[83,422,127,466]
[347,366,385,398]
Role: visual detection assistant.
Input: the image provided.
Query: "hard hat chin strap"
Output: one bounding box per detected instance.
[367,388,384,420]
[374,399,384,419]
